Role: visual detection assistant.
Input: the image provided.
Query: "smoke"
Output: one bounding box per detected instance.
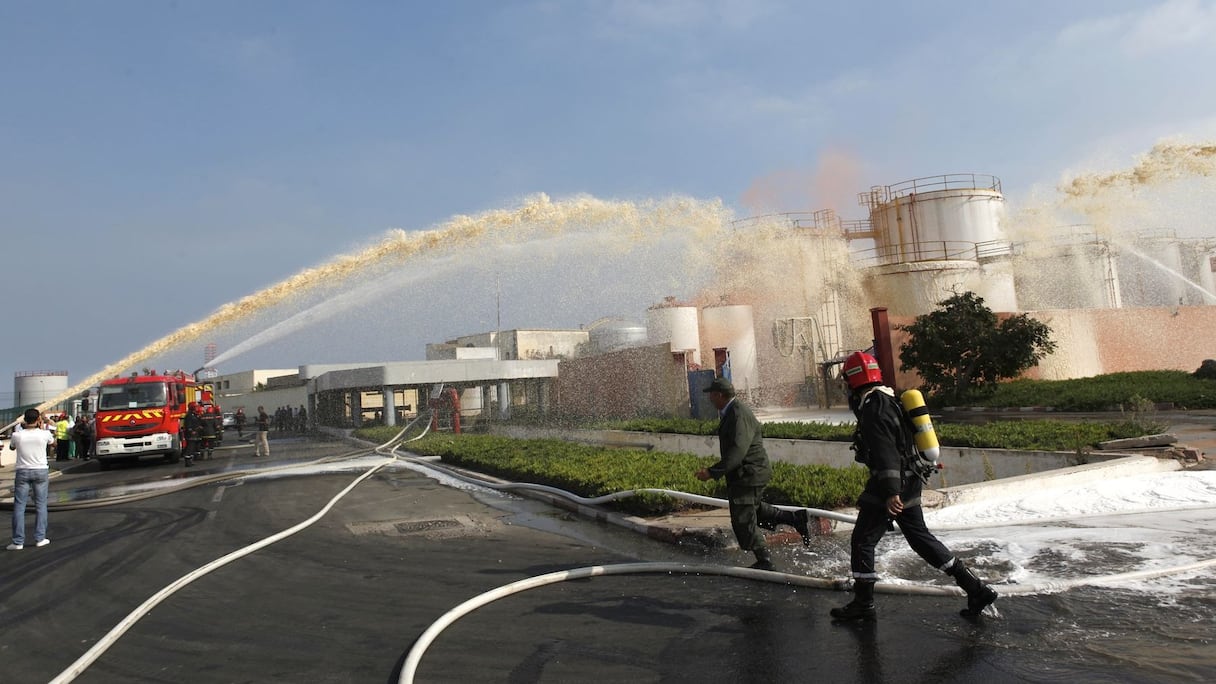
[740,146,865,214]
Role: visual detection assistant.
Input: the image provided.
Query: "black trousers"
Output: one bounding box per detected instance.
[55,440,71,461]
[849,503,953,580]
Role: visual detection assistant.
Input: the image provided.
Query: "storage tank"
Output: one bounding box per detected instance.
[702,304,759,394]
[866,174,1009,265]
[646,298,700,366]
[589,320,648,354]
[1118,233,1186,307]
[1175,239,1216,305]
[14,370,69,407]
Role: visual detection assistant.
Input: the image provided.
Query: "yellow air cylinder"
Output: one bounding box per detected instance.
[900,389,940,464]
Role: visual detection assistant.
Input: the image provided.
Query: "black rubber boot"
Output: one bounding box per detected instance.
[771,509,812,545]
[830,579,876,621]
[948,560,998,617]
[749,547,777,572]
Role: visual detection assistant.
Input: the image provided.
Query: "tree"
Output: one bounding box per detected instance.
[898,291,1056,402]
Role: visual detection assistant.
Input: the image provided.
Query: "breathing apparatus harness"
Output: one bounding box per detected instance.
[850,385,940,487]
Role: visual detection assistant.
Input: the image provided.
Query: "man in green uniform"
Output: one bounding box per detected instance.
[696,377,810,571]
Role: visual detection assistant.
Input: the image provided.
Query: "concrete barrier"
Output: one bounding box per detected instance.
[489,425,1141,487]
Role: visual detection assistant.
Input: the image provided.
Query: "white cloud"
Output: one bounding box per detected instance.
[605,0,780,31]
[1056,0,1216,56]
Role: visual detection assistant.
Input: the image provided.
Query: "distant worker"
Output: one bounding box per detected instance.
[7,408,54,550]
[183,402,203,468]
[831,351,998,621]
[54,414,71,462]
[254,406,270,457]
[234,407,246,439]
[199,405,220,460]
[72,413,94,461]
[695,377,810,571]
[296,405,307,432]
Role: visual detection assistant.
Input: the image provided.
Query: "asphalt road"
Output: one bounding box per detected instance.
[0,437,1204,683]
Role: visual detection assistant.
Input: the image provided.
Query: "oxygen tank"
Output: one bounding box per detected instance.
[899,389,940,465]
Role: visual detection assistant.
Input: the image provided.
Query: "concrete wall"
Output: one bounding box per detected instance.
[1029,305,1216,380]
[555,344,690,419]
[489,425,1134,487]
[882,304,1216,393]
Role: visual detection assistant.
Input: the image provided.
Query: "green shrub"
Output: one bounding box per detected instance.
[957,371,1216,411]
[356,432,868,516]
[594,416,1154,451]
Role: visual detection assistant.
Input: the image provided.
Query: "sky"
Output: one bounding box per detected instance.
[4,0,1216,406]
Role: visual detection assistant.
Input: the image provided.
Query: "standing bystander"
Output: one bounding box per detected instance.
[254,406,270,457]
[8,408,54,550]
[72,413,93,460]
[54,413,71,461]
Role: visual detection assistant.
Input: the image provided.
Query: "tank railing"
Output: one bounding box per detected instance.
[848,240,996,268]
[730,210,844,232]
[839,219,875,237]
[871,173,1002,203]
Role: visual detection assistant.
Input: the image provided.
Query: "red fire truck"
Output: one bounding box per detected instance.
[93,370,216,470]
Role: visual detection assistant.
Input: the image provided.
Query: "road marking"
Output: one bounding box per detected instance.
[212,486,225,503]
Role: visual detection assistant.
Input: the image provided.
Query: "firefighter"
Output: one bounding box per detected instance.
[183,402,203,467]
[831,351,998,621]
[199,405,220,460]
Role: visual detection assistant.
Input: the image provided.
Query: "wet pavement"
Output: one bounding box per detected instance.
[0,437,1212,682]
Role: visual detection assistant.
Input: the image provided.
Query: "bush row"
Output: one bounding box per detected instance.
[353,430,868,516]
[597,417,1154,451]
[962,370,1216,411]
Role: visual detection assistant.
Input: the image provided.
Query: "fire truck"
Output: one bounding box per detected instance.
[93,370,217,470]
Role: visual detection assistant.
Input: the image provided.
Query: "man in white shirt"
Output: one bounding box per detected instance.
[8,408,54,550]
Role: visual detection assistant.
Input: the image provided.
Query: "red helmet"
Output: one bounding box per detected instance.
[842,351,884,390]
[188,402,200,412]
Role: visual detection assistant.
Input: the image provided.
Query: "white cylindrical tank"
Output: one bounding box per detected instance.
[646,300,700,366]
[1119,235,1185,307]
[14,370,69,407]
[702,304,759,394]
[589,321,648,354]
[460,387,484,415]
[869,175,1008,265]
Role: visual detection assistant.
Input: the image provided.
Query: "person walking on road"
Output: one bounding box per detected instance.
[695,377,810,571]
[830,351,998,622]
[234,407,246,439]
[254,406,270,457]
[7,408,54,550]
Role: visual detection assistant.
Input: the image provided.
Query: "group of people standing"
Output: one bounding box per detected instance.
[271,405,307,433]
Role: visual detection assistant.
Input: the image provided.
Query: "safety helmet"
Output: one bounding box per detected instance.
[188,402,200,412]
[842,351,884,390]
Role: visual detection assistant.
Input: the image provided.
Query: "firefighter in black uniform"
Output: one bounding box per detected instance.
[695,377,810,571]
[831,351,998,621]
[183,402,203,468]
[199,405,220,460]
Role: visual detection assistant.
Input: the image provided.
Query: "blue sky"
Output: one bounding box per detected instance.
[4,0,1216,405]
